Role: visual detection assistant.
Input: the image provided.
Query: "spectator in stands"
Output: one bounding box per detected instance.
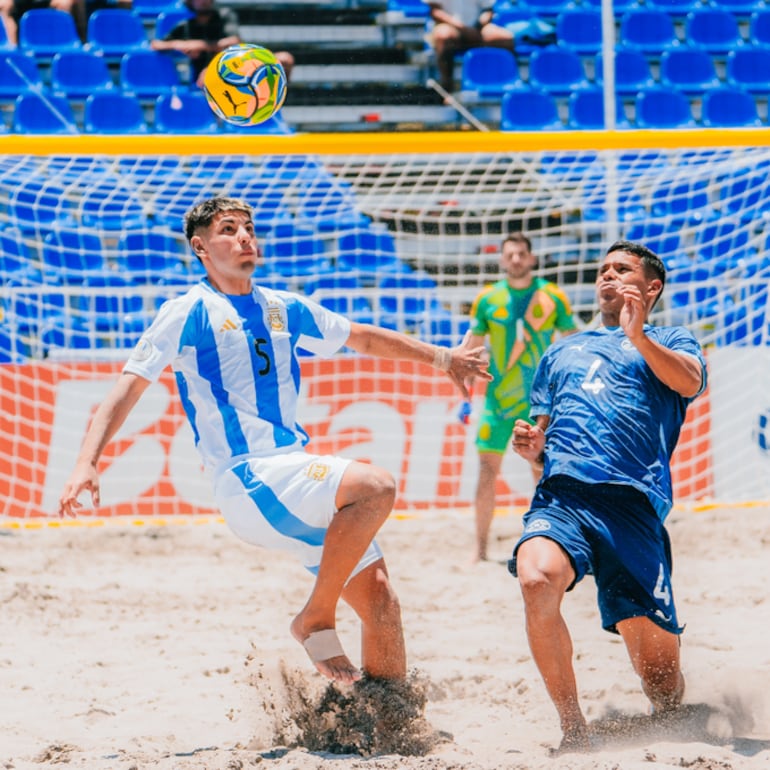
[58,196,492,687]
[151,0,294,88]
[465,232,576,563]
[7,0,87,44]
[424,0,513,93]
[510,240,706,752]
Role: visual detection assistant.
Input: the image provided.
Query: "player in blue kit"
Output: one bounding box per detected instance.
[510,240,707,752]
[58,196,491,687]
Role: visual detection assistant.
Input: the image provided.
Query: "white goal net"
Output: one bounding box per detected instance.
[2,132,769,520]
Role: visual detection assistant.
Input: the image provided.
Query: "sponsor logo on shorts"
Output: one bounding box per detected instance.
[524,518,551,533]
[306,462,330,481]
[655,609,672,623]
[130,337,153,362]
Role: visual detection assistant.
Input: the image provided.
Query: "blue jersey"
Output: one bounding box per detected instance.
[123,279,351,474]
[530,325,707,521]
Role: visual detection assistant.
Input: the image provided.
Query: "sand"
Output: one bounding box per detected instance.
[2,504,769,770]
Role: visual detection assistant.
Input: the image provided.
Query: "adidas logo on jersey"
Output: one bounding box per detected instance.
[220,319,239,332]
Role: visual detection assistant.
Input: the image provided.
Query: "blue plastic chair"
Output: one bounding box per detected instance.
[749,9,770,44]
[650,178,715,224]
[261,223,335,279]
[386,0,431,17]
[460,47,519,98]
[375,271,443,332]
[685,8,743,54]
[727,45,770,94]
[635,87,695,128]
[293,178,370,233]
[702,88,762,127]
[131,0,187,18]
[644,0,700,15]
[623,223,681,264]
[83,91,149,133]
[154,91,220,134]
[527,46,587,94]
[555,9,602,54]
[41,229,109,284]
[3,289,68,335]
[302,274,375,323]
[717,169,770,223]
[12,92,78,134]
[500,88,562,130]
[335,229,413,280]
[659,47,720,95]
[10,179,77,232]
[0,52,44,99]
[595,49,655,95]
[150,178,217,228]
[120,50,183,98]
[694,221,751,266]
[511,0,575,18]
[50,50,115,99]
[117,231,190,285]
[0,229,43,285]
[417,311,470,347]
[77,179,147,229]
[0,325,29,363]
[567,88,629,129]
[155,9,195,38]
[18,9,83,58]
[86,9,149,58]
[619,9,679,54]
[708,0,763,15]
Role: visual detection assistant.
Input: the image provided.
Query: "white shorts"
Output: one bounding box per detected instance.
[213,451,383,578]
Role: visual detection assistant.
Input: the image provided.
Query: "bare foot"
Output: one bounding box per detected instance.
[549,725,592,756]
[290,616,362,685]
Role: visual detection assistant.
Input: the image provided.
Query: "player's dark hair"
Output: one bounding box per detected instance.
[606,239,666,306]
[183,196,254,242]
[503,232,533,252]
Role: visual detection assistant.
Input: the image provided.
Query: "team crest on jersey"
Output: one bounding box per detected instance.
[621,338,634,351]
[306,462,330,481]
[130,337,154,362]
[267,304,285,332]
[524,518,551,533]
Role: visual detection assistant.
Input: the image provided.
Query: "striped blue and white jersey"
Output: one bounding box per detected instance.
[124,279,351,473]
[530,325,707,522]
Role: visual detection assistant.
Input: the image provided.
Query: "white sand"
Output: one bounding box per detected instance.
[2,505,769,769]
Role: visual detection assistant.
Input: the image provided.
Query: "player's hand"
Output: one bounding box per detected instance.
[618,284,646,341]
[512,420,545,464]
[446,331,492,399]
[58,464,100,519]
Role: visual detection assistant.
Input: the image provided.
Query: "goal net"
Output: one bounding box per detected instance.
[1,131,769,520]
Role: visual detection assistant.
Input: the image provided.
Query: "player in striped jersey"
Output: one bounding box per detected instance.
[59,196,492,687]
[510,241,707,753]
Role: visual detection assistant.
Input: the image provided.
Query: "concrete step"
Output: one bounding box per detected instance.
[281,102,458,130]
[291,63,422,85]
[241,23,384,47]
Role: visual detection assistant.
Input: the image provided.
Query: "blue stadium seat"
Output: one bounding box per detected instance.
[701,87,762,127]
[18,9,83,58]
[694,220,751,267]
[117,231,192,285]
[131,0,186,18]
[120,50,183,97]
[650,178,716,224]
[83,92,149,134]
[460,47,519,98]
[154,8,195,39]
[375,271,444,332]
[500,88,562,130]
[40,317,104,354]
[77,180,147,229]
[623,223,681,264]
[727,46,770,94]
[659,47,720,95]
[511,0,576,18]
[619,9,679,54]
[293,178,370,232]
[595,48,655,95]
[151,178,217,228]
[0,229,43,285]
[0,52,43,99]
[417,312,470,347]
[581,0,638,13]
[685,8,743,54]
[10,179,77,232]
[0,325,29,363]
[708,0,763,15]
[12,93,78,134]
[86,9,149,58]
[555,9,602,54]
[335,229,413,280]
[644,0,700,15]
[717,169,770,223]
[74,279,149,333]
[154,91,220,134]
[3,288,67,335]
[527,46,587,94]
[261,223,335,279]
[634,87,695,128]
[302,274,375,323]
[227,180,291,233]
[41,229,110,284]
[567,88,630,129]
[50,50,115,99]
[386,0,431,17]
[749,9,770,45]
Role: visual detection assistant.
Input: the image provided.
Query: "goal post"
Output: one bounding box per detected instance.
[2,128,770,520]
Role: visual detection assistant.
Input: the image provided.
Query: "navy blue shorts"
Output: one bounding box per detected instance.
[509,475,683,636]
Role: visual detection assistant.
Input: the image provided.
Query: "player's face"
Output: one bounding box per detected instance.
[596,251,655,317]
[191,210,260,294]
[500,241,536,281]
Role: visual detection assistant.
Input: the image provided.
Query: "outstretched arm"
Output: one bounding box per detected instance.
[58,373,151,518]
[345,322,492,399]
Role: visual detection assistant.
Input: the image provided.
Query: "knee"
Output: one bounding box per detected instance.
[516,555,571,614]
[432,23,457,49]
[365,467,397,511]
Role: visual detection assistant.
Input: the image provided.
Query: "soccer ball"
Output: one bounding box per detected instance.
[203,43,287,127]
